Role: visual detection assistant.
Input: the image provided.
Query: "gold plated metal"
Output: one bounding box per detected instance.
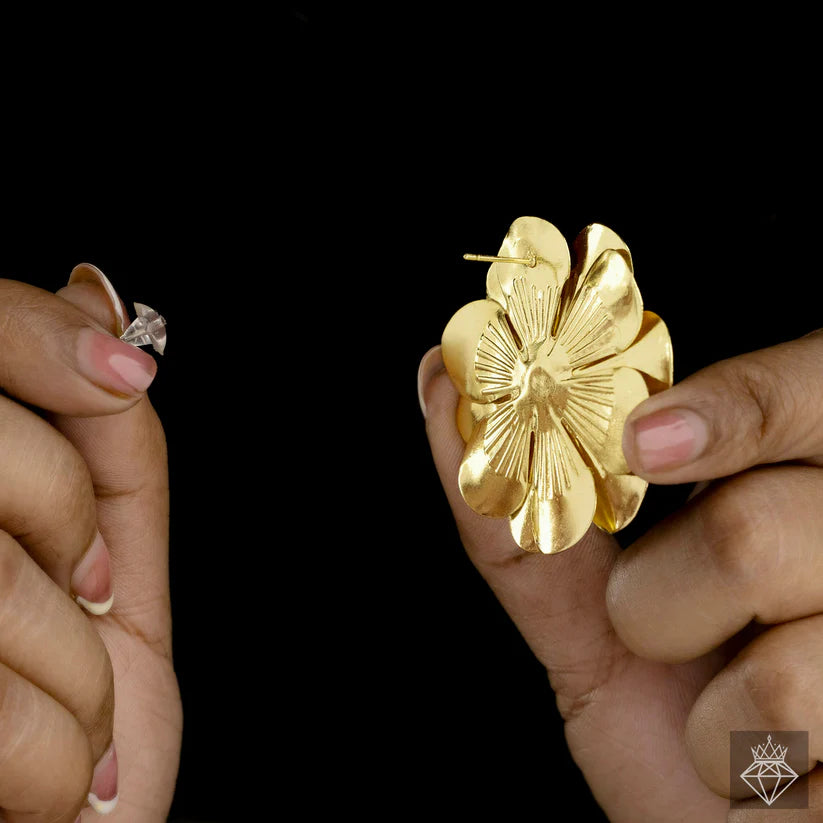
[463,253,537,267]
[442,217,673,554]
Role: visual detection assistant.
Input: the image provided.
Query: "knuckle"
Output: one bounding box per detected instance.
[0,281,76,375]
[684,690,731,797]
[0,669,94,818]
[51,749,96,818]
[0,279,37,339]
[683,721,719,795]
[0,531,24,605]
[698,477,777,593]
[720,359,777,447]
[732,364,772,444]
[63,741,95,819]
[84,650,116,744]
[51,442,94,511]
[38,440,97,541]
[721,355,800,457]
[62,751,95,819]
[739,640,805,729]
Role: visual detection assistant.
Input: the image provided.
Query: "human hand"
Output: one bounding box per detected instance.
[0,267,181,822]
[420,328,823,821]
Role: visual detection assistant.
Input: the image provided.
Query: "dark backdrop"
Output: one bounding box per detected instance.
[2,7,808,822]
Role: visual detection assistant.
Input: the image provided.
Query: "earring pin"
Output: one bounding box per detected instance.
[463,253,537,267]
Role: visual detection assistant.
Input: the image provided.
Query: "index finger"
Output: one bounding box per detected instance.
[622,329,823,483]
[0,272,156,416]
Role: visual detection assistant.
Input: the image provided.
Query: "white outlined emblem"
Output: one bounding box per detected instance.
[739,734,798,806]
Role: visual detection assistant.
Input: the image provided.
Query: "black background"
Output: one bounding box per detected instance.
[1,6,813,822]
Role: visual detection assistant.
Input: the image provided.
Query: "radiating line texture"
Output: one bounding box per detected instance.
[474,277,615,501]
[441,217,672,553]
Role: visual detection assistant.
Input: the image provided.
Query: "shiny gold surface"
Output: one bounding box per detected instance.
[442,217,673,554]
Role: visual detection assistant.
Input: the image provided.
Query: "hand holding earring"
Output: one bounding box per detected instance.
[422,214,823,816]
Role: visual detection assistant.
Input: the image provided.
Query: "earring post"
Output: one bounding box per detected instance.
[463,253,537,268]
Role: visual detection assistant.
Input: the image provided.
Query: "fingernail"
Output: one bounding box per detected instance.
[72,531,114,616]
[68,263,130,337]
[628,408,709,472]
[417,345,445,418]
[88,741,118,815]
[77,327,157,396]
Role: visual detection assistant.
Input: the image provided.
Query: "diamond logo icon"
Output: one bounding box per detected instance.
[739,735,798,806]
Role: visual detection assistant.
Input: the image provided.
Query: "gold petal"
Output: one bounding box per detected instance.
[565,367,649,475]
[486,217,571,312]
[456,397,496,443]
[509,426,596,554]
[458,417,530,518]
[593,472,649,533]
[605,311,673,394]
[557,248,643,370]
[456,396,474,442]
[570,223,632,298]
[442,299,515,402]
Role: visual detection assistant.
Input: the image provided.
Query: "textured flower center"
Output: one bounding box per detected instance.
[520,344,571,432]
[475,277,617,489]
[527,366,555,396]
[513,338,571,431]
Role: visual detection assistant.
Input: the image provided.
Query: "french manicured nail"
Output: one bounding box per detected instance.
[77,327,157,396]
[628,408,709,472]
[72,531,113,616]
[88,742,118,814]
[417,345,445,417]
[68,263,130,337]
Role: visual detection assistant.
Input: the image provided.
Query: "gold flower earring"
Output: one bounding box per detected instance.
[442,217,673,554]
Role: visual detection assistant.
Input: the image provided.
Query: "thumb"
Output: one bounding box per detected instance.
[52,264,171,652]
[622,329,823,484]
[419,345,625,715]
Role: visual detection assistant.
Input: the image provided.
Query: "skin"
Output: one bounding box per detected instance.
[0,276,181,822]
[420,329,823,822]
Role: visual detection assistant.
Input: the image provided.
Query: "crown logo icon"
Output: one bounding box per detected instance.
[751,735,789,762]
[740,734,799,806]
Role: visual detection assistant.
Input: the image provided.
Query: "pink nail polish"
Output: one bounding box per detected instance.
[631,409,708,472]
[88,742,118,815]
[77,328,157,396]
[72,531,114,616]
